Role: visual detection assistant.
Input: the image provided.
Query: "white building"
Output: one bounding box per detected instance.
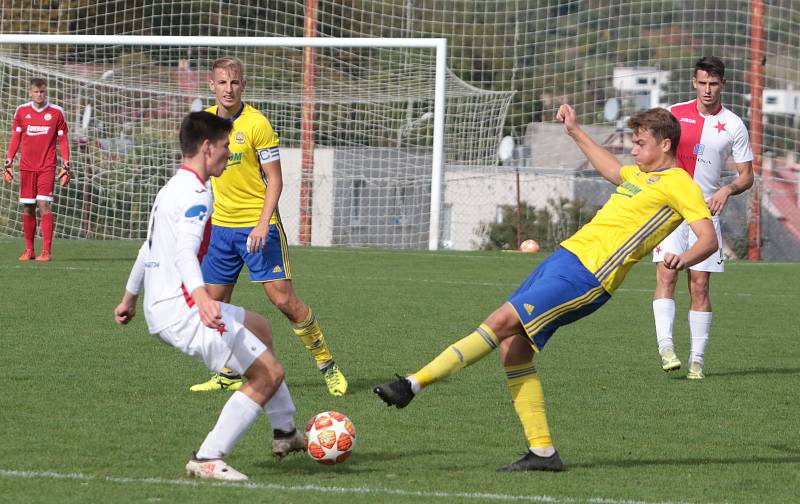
[613,66,671,110]
[763,88,800,116]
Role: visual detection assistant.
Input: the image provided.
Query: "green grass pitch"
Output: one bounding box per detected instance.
[0,239,798,503]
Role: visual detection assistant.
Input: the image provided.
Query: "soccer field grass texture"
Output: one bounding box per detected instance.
[0,240,798,504]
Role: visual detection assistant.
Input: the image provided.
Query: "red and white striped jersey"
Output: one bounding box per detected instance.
[668,99,753,197]
[6,101,69,172]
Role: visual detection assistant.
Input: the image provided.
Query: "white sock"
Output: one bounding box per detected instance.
[688,310,712,366]
[653,298,676,353]
[405,374,421,394]
[196,391,261,460]
[264,381,296,433]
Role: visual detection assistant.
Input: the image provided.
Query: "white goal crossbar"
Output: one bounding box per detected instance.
[0,34,448,250]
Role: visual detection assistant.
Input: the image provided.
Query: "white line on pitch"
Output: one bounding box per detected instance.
[0,468,704,504]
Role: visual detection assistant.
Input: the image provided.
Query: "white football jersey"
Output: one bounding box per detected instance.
[668,99,753,197]
[125,166,211,334]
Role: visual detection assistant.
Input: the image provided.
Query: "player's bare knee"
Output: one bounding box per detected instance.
[245,355,284,393]
[274,296,305,321]
[484,303,523,341]
[499,335,534,365]
[269,362,285,388]
[656,263,679,288]
[688,282,710,308]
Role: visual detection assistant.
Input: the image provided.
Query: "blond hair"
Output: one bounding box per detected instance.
[211,57,245,80]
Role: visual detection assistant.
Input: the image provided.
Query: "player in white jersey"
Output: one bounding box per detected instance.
[113,112,300,481]
[652,56,754,379]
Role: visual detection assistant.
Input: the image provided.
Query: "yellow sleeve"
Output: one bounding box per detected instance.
[619,165,639,182]
[668,175,712,223]
[251,115,279,152]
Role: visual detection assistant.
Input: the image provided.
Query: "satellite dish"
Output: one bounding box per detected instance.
[81,104,93,130]
[497,135,515,163]
[603,98,620,122]
[190,98,204,112]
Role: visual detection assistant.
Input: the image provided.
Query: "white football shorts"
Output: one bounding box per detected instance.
[652,215,724,272]
[157,301,267,374]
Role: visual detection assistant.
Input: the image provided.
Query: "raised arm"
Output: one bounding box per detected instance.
[556,104,623,185]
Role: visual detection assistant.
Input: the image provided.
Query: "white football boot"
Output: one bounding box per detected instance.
[687,361,705,380]
[185,456,248,481]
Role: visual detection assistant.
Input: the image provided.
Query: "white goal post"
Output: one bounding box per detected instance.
[0,34,462,250]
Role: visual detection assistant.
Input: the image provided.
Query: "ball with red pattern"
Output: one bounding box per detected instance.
[303,411,357,465]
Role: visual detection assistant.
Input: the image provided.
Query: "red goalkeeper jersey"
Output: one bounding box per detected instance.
[6,101,69,172]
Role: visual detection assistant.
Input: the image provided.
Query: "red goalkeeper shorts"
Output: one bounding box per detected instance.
[19,169,55,204]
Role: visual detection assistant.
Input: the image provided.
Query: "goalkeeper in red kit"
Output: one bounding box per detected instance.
[4,78,71,262]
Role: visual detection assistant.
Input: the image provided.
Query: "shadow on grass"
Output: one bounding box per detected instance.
[705,367,800,377]
[568,454,800,469]
[660,367,800,380]
[252,447,462,474]
[283,375,403,395]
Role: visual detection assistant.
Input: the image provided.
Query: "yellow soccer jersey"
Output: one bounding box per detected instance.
[561,165,711,293]
[206,103,281,227]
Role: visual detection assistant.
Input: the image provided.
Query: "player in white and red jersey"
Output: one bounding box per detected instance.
[114,112,300,481]
[3,78,71,262]
[652,56,754,379]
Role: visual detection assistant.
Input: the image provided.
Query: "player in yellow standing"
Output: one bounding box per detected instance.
[375,105,718,471]
[192,57,348,397]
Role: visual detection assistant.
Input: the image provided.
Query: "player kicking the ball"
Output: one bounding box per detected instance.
[375,105,718,472]
[114,112,302,481]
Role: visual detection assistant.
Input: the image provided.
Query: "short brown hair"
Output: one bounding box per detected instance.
[627,108,681,157]
[30,77,46,88]
[694,56,725,79]
[180,111,232,157]
[211,57,245,80]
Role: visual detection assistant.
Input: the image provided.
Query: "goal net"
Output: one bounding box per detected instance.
[0,1,798,258]
[0,36,513,249]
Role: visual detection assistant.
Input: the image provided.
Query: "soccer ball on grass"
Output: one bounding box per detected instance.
[304,410,357,465]
[519,239,540,253]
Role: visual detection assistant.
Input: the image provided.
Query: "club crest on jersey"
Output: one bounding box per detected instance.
[693,144,705,155]
[184,204,208,221]
[235,132,246,144]
[44,113,52,121]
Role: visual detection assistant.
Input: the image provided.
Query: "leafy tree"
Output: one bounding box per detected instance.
[477,198,598,251]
